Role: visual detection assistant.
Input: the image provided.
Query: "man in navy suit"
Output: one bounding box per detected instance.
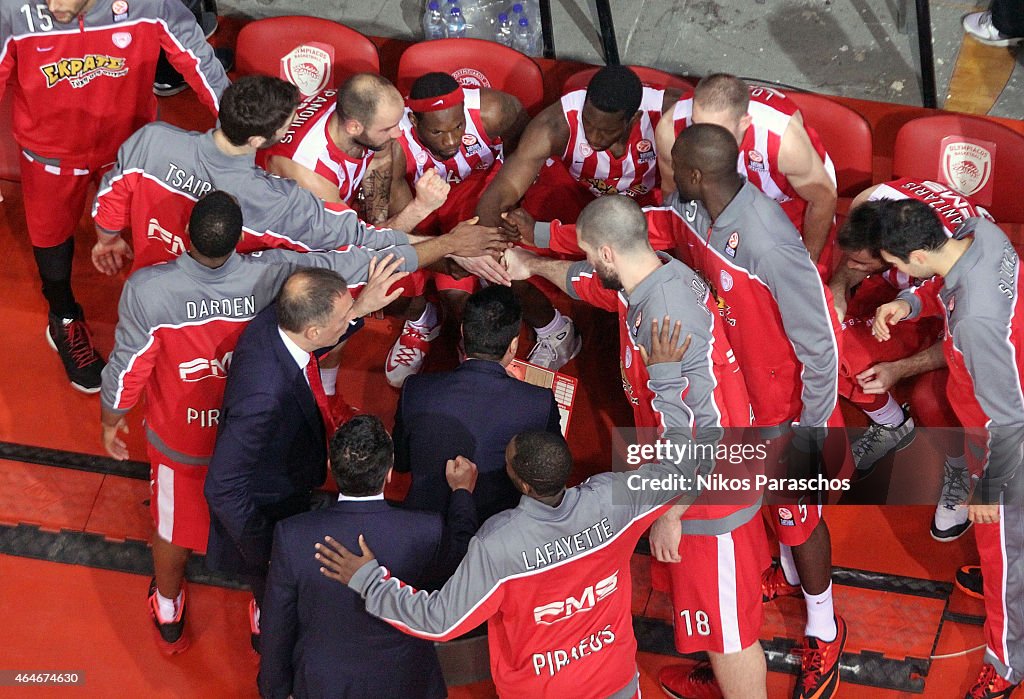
[205,265,402,648]
[394,285,562,522]
[258,415,478,699]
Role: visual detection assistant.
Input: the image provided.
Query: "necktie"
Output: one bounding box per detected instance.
[305,353,337,437]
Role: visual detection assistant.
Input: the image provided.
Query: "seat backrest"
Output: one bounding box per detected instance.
[561,65,695,94]
[235,16,380,95]
[783,91,874,197]
[894,114,1024,222]
[397,38,545,113]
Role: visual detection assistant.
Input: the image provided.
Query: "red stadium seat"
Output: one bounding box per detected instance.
[235,17,380,94]
[562,65,695,94]
[396,38,544,114]
[783,91,873,198]
[893,114,1024,222]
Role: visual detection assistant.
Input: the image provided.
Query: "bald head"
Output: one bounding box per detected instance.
[577,195,650,255]
[277,268,349,334]
[337,72,402,128]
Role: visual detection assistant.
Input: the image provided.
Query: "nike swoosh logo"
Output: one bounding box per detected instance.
[432,99,444,106]
[36,46,54,52]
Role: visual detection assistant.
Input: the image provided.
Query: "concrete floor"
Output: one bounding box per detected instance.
[217,0,1023,118]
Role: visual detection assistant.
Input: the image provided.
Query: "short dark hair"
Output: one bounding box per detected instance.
[219,75,300,147]
[837,200,885,256]
[585,66,643,117]
[409,72,461,117]
[693,73,749,118]
[509,431,572,497]
[276,268,349,333]
[189,191,242,258]
[673,122,739,180]
[330,415,393,496]
[577,194,649,253]
[337,72,398,126]
[462,285,522,360]
[877,199,948,262]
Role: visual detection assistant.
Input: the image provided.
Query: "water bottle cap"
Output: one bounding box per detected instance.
[498,12,508,21]
[512,3,523,12]
[519,16,528,25]
[450,6,461,14]
[428,0,439,7]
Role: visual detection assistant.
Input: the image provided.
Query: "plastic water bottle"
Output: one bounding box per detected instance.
[422,1,446,40]
[513,16,537,55]
[494,12,514,46]
[446,5,467,38]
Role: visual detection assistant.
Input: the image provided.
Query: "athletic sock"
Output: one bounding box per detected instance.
[32,239,77,317]
[156,589,183,622]
[535,310,567,337]
[864,394,905,427]
[803,583,837,641]
[409,301,439,330]
[779,544,801,586]
[319,366,339,396]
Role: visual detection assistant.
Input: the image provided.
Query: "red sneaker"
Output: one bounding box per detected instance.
[762,563,801,602]
[659,661,723,699]
[385,320,441,388]
[147,578,190,655]
[792,616,847,699]
[327,391,359,427]
[965,664,1021,699]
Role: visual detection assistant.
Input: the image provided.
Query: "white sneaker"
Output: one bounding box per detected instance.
[962,11,1023,47]
[931,460,972,541]
[852,404,916,478]
[527,318,582,371]
[385,319,441,388]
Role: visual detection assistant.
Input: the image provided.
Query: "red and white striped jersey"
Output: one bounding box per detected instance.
[868,177,995,291]
[398,88,502,186]
[671,86,836,232]
[0,0,227,168]
[561,86,664,205]
[257,88,374,205]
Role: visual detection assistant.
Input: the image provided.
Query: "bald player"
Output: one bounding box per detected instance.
[668,123,849,699]
[656,74,837,267]
[258,72,449,231]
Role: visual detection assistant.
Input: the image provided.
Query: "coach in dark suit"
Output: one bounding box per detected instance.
[394,285,562,522]
[258,415,478,699]
[205,267,397,627]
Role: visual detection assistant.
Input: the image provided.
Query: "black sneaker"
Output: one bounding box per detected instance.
[46,306,104,394]
[955,565,984,600]
[147,578,190,655]
[153,48,233,97]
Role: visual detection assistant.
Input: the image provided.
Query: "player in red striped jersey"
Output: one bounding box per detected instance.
[656,74,837,270]
[475,66,682,370]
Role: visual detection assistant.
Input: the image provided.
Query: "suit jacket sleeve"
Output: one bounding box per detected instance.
[392,384,411,474]
[257,523,299,699]
[422,488,479,588]
[205,382,281,567]
[544,393,562,435]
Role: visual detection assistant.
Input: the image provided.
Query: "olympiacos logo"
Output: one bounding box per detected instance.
[280,43,334,97]
[939,136,996,205]
[451,67,490,88]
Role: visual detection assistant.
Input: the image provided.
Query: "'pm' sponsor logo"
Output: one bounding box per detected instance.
[533,571,618,625]
[178,352,233,382]
[41,55,128,88]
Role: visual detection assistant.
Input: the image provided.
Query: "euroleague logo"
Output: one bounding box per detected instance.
[452,67,490,88]
[939,136,995,201]
[280,43,334,97]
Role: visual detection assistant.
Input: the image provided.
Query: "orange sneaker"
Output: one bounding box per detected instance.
[762,563,801,602]
[659,661,723,699]
[965,664,1021,699]
[792,615,847,699]
[147,578,190,655]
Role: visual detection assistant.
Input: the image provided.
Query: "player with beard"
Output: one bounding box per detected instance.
[0,0,229,393]
[258,73,450,231]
